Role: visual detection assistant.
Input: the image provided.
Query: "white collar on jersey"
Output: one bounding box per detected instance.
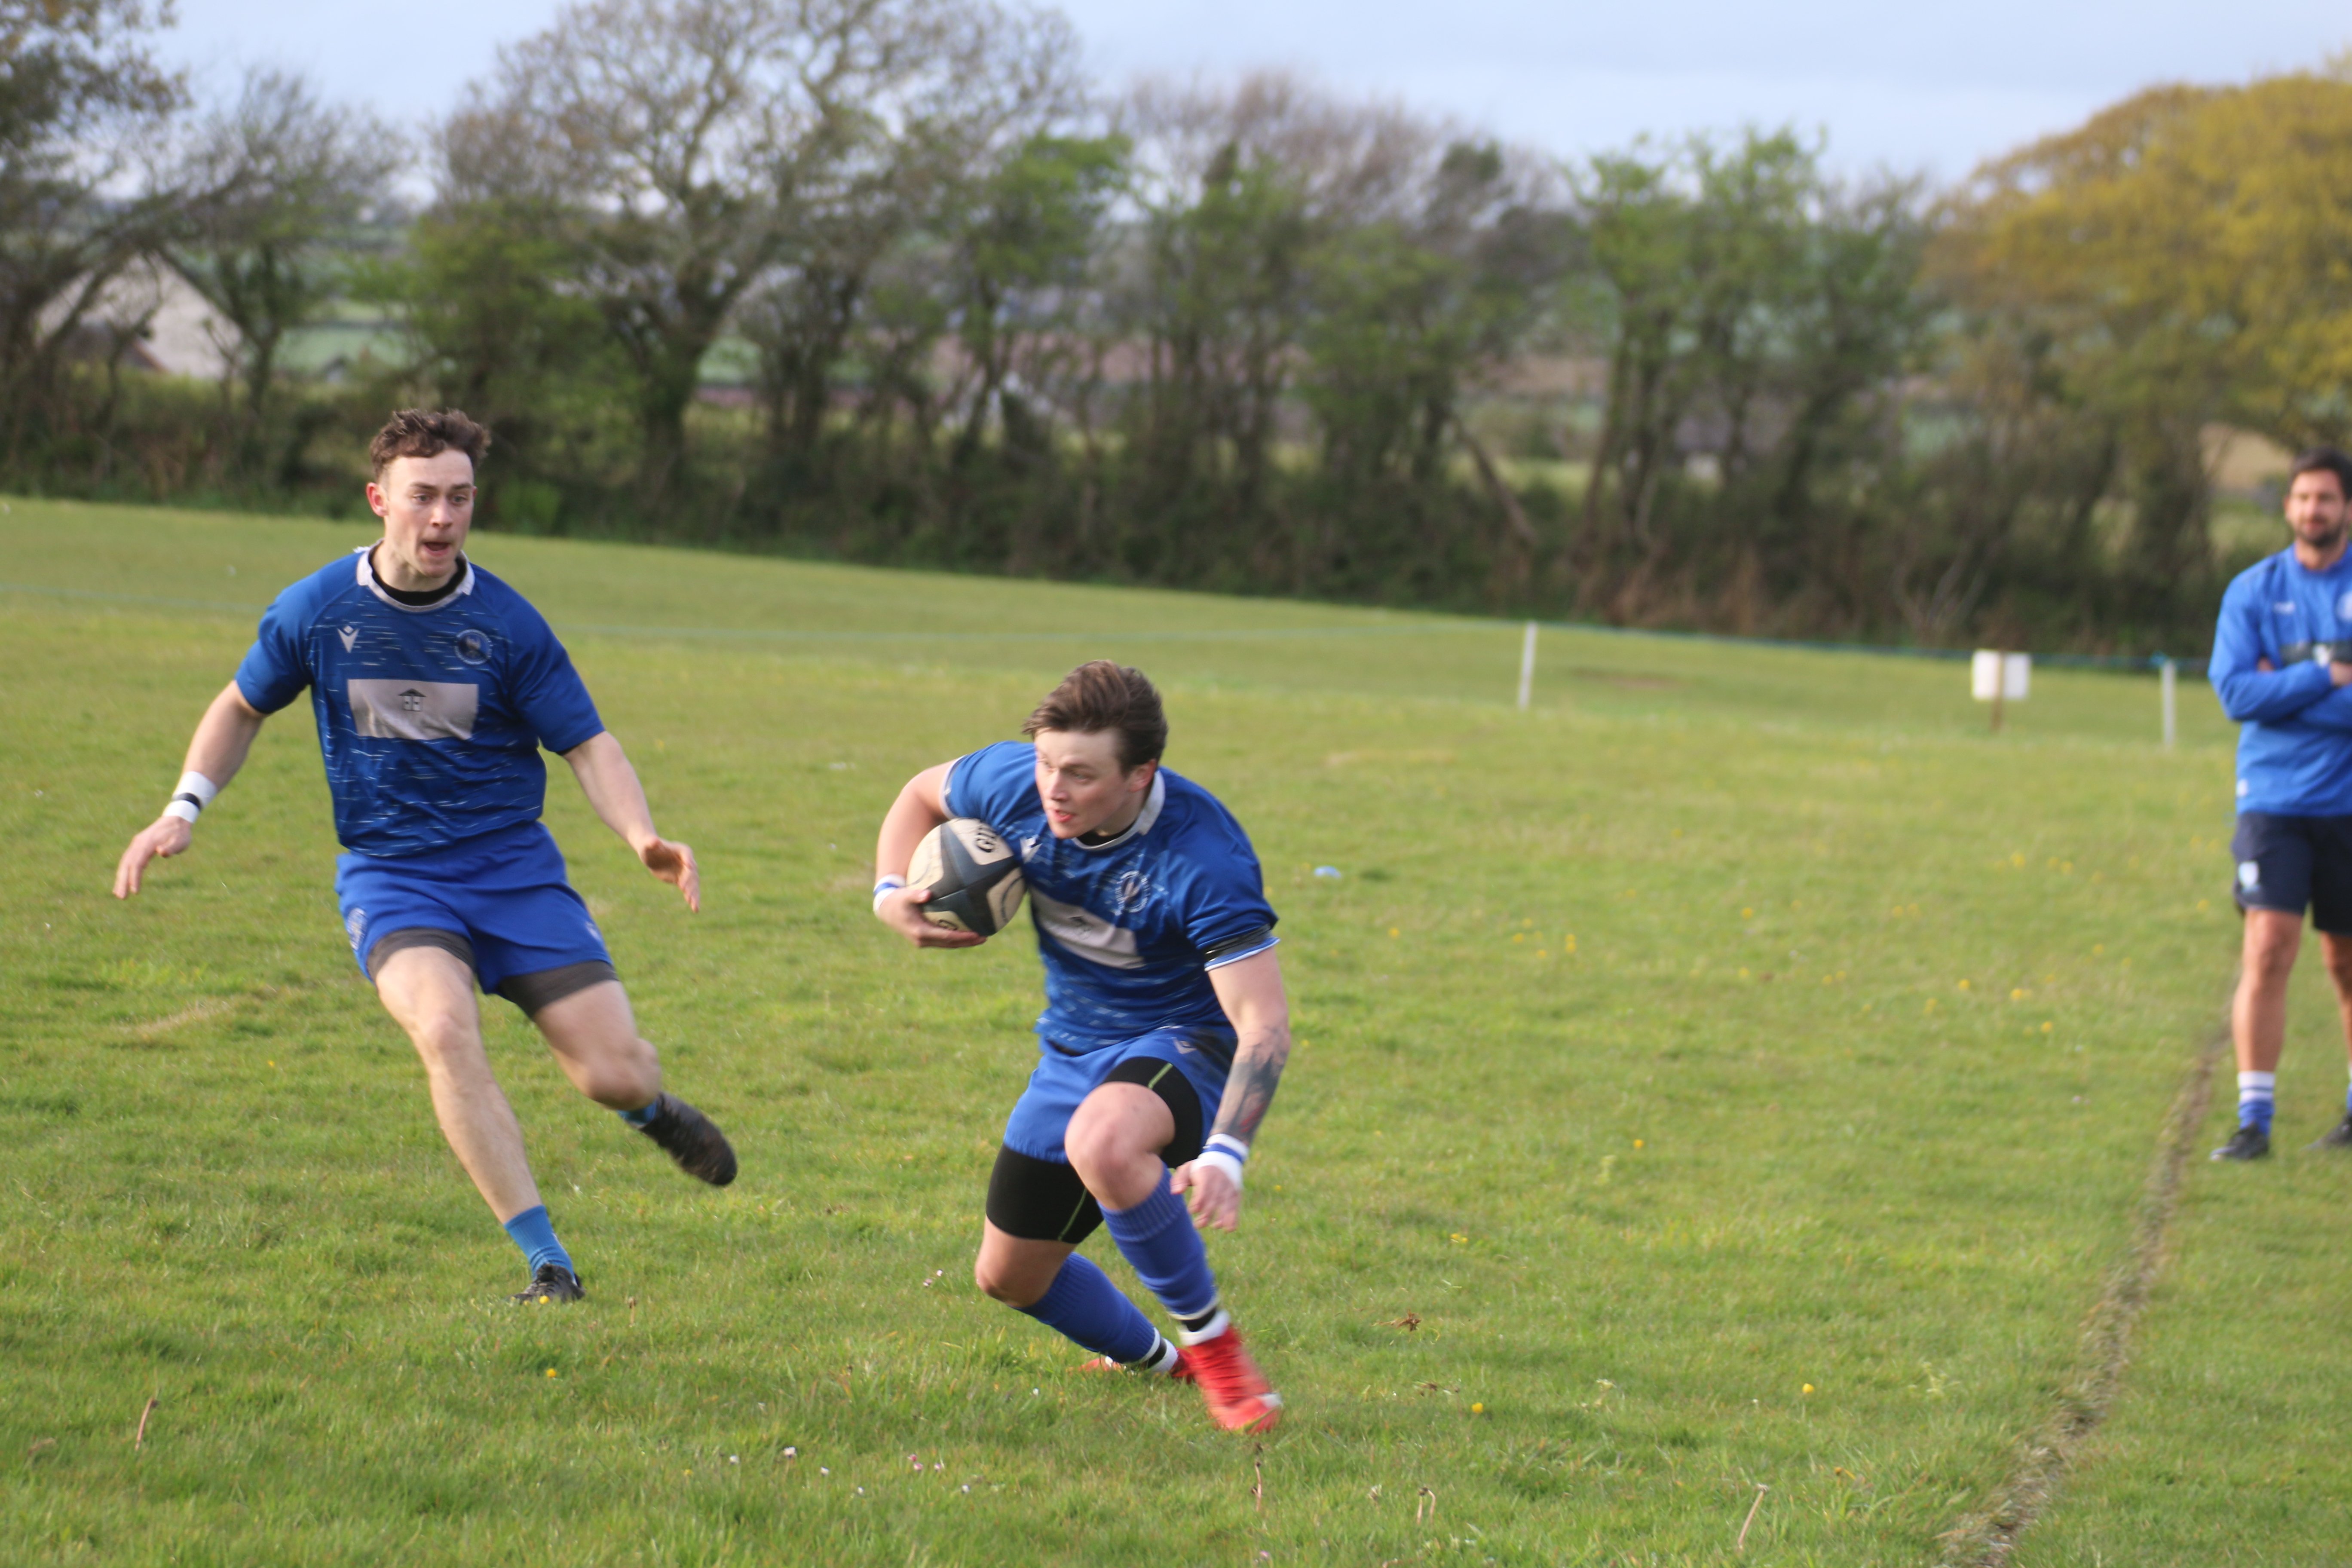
[354,544,476,612]
[1073,770,1166,852]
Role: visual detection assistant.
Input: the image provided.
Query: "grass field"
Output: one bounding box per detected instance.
[0,499,2343,1565]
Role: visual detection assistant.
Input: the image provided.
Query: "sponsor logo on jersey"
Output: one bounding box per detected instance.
[348,678,479,741]
[339,625,359,651]
[2277,602,2299,615]
[454,629,490,666]
[1020,834,1042,862]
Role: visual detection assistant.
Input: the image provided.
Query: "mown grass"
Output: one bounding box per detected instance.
[0,499,2264,1565]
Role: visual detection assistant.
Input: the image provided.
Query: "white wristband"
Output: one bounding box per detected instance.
[872,876,906,915]
[165,770,219,824]
[1196,1149,1246,1191]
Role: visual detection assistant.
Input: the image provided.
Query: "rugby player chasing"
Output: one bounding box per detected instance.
[113,410,736,1300]
[873,662,1290,1433]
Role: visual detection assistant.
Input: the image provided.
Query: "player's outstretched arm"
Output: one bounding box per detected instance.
[1176,948,1292,1232]
[872,763,984,948]
[562,732,699,912]
[113,683,269,899]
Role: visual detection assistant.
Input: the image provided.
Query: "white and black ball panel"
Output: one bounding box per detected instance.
[907,817,1027,936]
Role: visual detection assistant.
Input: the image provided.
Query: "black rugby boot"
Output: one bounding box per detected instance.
[2211,1124,2271,1162]
[511,1263,585,1304]
[2309,1114,2352,1151]
[636,1093,738,1186]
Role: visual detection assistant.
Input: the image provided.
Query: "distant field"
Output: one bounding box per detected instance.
[1,499,2337,1566]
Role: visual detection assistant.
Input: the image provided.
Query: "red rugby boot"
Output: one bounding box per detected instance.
[1179,1323,1282,1433]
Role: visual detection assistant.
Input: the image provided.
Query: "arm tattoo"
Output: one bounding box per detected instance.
[1210,1023,1292,1147]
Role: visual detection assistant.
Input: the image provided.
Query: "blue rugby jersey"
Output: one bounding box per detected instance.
[943,741,1279,1051]
[236,549,604,857]
[2210,545,2352,817]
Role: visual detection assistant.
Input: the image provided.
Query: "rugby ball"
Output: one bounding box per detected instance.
[906,818,1027,937]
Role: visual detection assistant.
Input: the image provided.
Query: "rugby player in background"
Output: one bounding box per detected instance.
[873,662,1290,1433]
[2208,446,2352,1159]
[112,409,736,1300]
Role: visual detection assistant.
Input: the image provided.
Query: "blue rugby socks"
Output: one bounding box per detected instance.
[2239,1071,2277,1135]
[1103,1176,1229,1342]
[501,1204,576,1277]
[617,1099,660,1128]
[1016,1255,1171,1368]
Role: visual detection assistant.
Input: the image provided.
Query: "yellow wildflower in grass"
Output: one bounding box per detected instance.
[1633,1138,1645,1149]
[2010,988,2027,1001]
[1512,932,1524,943]
[1957,979,1971,991]
[546,1368,557,1378]
[1802,1384,1815,1395]
[1564,934,1577,953]
[1740,968,1753,980]
[2094,943,2105,954]
[1450,1232,1468,1244]
[1742,907,1755,919]
[2041,1021,2054,1032]
[1389,927,1400,937]
[1471,1403,1486,1414]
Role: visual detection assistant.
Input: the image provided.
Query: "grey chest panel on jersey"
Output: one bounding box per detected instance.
[1029,891,1146,969]
[347,679,479,741]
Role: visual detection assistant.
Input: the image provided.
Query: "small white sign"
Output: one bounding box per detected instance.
[1971,650,2030,702]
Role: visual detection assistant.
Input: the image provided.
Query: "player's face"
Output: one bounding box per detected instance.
[1032,729,1155,839]
[2288,469,2349,553]
[366,451,476,587]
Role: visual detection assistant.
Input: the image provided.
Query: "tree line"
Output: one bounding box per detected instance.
[12,0,2352,651]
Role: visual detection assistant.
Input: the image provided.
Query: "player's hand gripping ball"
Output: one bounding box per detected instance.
[906,818,1027,937]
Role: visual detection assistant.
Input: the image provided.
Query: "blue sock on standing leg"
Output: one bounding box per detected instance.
[1015,1254,1163,1365]
[1102,1176,1226,1340]
[2239,1071,2276,1135]
[501,1204,576,1276]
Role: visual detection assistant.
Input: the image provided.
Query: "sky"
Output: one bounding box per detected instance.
[159,0,2350,181]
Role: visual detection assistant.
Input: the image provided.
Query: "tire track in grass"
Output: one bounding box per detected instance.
[1938,1011,2232,1566]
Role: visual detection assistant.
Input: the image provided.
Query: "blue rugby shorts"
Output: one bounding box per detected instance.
[335,820,612,995]
[2231,812,2352,934]
[1000,1023,1234,1164]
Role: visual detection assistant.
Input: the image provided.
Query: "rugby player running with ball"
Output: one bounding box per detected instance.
[873,662,1290,1432]
[112,410,736,1300]
[2209,446,2352,1159]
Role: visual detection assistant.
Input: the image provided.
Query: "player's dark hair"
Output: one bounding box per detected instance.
[370,408,490,478]
[2289,446,2352,500]
[1024,661,1167,771]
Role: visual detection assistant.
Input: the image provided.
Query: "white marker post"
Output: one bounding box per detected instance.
[2160,658,2178,750]
[1517,621,1537,710]
[1971,649,2030,733]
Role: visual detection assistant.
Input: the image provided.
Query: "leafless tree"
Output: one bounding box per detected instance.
[171,69,405,475]
[0,0,181,460]
[442,0,1080,506]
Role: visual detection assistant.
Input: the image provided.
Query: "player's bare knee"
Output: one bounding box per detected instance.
[1063,1109,1135,1188]
[406,1011,481,1068]
[579,1049,660,1109]
[973,1258,1042,1308]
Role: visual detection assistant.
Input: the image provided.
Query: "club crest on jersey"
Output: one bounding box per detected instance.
[454,629,490,665]
[338,625,359,651]
[1112,870,1159,914]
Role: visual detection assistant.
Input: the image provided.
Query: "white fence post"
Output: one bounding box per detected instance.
[1517,621,1537,710]
[2161,658,2177,750]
